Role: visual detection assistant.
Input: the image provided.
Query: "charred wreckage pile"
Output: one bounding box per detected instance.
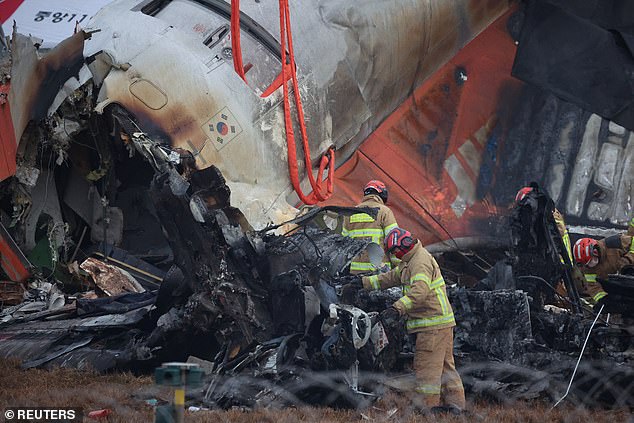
[0,30,633,411]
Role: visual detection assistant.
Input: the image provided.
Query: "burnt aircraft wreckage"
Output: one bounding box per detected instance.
[0,0,633,411]
[0,157,632,408]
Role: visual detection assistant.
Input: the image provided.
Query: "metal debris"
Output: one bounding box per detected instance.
[80,258,145,297]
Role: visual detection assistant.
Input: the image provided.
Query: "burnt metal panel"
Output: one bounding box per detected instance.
[8,29,85,147]
[0,222,31,282]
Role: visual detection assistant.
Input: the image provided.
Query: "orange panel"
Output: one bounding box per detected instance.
[0,83,17,181]
[0,222,31,282]
[0,0,24,23]
[326,10,523,247]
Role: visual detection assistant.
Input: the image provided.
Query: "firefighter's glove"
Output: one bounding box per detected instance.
[620,264,634,276]
[380,306,401,327]
[593,295,609,314]
[340,275,363,288]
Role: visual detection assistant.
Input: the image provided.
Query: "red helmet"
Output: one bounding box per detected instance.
[573,238,598,266]
[515,186,534,203]
[385,227,414,259]
[364,180,388,203]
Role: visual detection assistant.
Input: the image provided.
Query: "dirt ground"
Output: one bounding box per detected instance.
[0,359,631,423]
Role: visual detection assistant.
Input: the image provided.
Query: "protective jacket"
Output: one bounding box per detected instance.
[581,235,634,303]
[362,240,455,333]
[628,217,634,236]
[342,194,398,273]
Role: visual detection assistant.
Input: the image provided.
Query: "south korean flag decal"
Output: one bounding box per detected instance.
[202,107,243,151]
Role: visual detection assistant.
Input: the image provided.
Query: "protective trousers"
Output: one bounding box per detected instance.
[414,327,465,409]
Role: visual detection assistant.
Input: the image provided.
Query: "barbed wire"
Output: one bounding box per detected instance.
[195,358,634,412]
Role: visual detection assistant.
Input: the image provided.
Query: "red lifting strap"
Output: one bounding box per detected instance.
[230,0,335,205]
[230,0,247,82]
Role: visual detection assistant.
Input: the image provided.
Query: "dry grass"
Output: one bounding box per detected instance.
[0,358,161,422]
[0,359,630,423]
[186,403,632,423]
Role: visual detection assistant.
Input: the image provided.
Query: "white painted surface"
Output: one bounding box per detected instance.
[565,114,601,217]
[2,0,113,49]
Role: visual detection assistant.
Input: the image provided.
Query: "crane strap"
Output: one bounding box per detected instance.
[230,0,335,204]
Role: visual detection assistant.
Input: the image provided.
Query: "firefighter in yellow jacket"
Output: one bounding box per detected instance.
[342,180,399,274]
[573,235,634,305]
[361,227,465,410]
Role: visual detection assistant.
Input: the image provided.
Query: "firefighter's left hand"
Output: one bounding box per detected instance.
[380,306,401,327]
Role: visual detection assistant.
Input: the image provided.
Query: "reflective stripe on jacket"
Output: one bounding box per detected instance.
[362,240,455,333]
[342,194,399,273]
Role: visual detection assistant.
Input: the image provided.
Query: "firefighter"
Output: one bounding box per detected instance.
[342,180,399,274]
[360,227,465,410]
[573,235,634,306]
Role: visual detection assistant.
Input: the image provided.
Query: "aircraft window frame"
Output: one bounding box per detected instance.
[138,0,282,58]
